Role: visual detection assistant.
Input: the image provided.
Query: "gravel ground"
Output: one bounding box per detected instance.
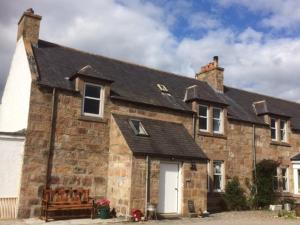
[0,211,299,225]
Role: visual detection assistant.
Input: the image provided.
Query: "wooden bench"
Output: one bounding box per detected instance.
[41,188,95,222]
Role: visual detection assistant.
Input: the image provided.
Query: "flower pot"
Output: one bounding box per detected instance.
[284,203,291,211]
[97,207,110,219]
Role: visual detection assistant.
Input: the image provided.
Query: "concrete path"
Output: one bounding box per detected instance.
[0,211,299,225]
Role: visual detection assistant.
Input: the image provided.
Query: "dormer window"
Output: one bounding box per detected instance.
[83,83,104,117]
[270,117,288,143]
[213,107,223,134]
[198,105,224,135]
[271,118,277,141]
[157,84,169,93]
[129,119,149,136]
[280,120,287,142]
[199,105,208,132]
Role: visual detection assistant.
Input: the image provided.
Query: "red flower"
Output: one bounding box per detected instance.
[96,198,110,206]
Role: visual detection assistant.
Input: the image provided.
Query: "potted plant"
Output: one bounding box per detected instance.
[96,198,110,219]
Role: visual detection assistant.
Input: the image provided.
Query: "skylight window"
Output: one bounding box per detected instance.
[129,119,149,136]
[157,84,169,93]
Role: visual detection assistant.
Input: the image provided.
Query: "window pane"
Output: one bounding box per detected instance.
[271,128,276,140]
[213,108,221,119]
[213,175,221,190]
[199,106,207,117]
[84,98,100,114]
[282,168,287,191]
[280,120,285,129]
[130,120,148,135]
[213,119,220,132]
[213,162,221,174]
[280,130,285,141]
[199,117,207,130]
[85,84,101,98]
[271,118,276,128]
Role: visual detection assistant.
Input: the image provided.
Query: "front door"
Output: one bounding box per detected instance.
[158,162,179,214]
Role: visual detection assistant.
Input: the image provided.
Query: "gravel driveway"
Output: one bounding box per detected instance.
[0,211,299,225]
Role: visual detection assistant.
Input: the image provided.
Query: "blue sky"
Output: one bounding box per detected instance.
[1,0,300,101]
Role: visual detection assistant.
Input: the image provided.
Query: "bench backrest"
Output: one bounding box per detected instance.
[43,188,90,204]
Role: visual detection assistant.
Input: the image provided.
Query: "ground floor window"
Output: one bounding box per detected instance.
[273,167,289,192]
[213,161,224,192]
[292,164,300,194]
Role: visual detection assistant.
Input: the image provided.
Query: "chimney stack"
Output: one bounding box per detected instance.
[196,56,224,93]
[17,8,42,46]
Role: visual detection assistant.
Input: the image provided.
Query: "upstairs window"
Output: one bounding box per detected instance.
[280,120,287,142]
[213,107,222,134]
[129,119,148,136]
[199,105,208,131]
[213,161,224,192]
[83,83,104,117]
[270,118,277,141]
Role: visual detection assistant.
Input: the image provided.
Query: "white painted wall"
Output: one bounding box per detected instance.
[0,37,32,132]
[0,135,25,197]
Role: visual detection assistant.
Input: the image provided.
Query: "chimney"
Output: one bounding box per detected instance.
[17,8,42,45]
[196,56,224,92]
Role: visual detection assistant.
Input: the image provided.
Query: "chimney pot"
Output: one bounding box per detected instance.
[213,56,219,67]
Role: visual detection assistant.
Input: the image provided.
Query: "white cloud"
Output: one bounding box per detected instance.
[188,13,221,30]
[1,0,300,103]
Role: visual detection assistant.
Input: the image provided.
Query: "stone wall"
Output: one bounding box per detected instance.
[107,116,133,215]
[181,162,207,215]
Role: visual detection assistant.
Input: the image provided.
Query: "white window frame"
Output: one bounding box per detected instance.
[82,82,104,118]
[213,160,224,192]
[199,105,209,132]
[212,107,223,134]
[292,163,300,195]
[270,118,277,141]
[281,167,289,192]
[129,119,149,136]
[280,120,287,142]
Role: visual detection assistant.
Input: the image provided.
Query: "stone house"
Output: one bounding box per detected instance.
[1,9,300,218]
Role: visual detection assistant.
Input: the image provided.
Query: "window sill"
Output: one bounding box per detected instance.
[198,131,227,139]
[79,115,108,123]
[270,141,291,147]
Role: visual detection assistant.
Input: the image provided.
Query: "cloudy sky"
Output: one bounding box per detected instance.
[1,0,300,101]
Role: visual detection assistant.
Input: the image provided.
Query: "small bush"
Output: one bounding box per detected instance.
[223,176,248,210]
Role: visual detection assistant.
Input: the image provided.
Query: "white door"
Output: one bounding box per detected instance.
[158,162,179,213]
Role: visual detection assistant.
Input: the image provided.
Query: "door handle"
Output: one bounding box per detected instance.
[175,188,178,191]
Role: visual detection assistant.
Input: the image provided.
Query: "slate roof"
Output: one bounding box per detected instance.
[32,39,300,130]
[291,153,300,161]
[113,114,207,160]
[70,65,114,83]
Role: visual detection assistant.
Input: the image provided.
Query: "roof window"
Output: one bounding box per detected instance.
[129,119,149,136]
[157,84,169,93]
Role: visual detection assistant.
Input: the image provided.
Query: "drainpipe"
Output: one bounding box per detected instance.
[145,155,150,219]
[252,124,257,195]
[45,88,57,188]
[192,113,196,140]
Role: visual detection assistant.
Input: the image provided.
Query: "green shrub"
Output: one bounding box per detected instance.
[253,159,279,208]
[223,176,248,210]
